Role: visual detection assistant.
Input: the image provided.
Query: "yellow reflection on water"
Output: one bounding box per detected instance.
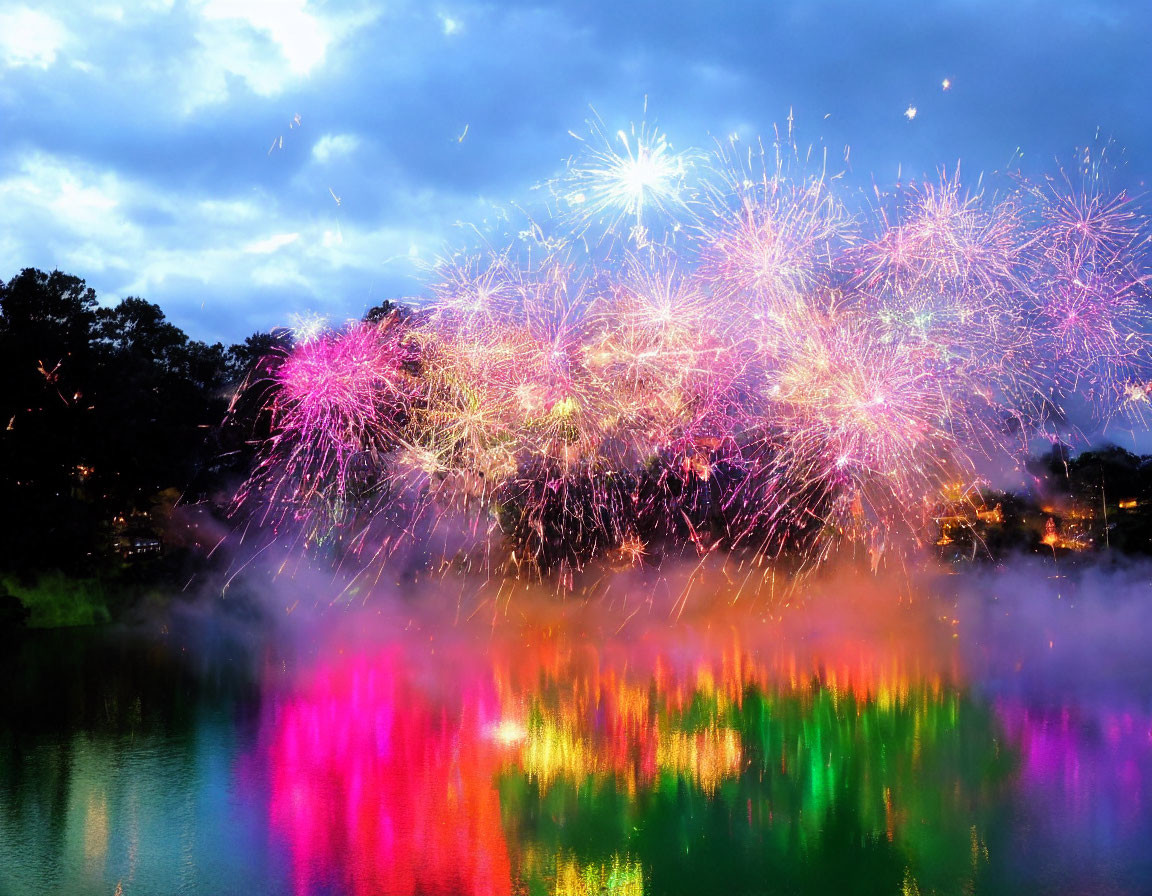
[521,715,597,787]
[655,726,741,793]
[554,853,644,896]
[82,791,108,864]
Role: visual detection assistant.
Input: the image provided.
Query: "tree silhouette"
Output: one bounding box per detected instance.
[0,269,271,591]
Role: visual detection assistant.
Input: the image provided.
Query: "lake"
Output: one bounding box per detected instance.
[2,568,1151,895]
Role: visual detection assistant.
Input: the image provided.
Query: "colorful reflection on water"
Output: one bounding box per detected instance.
[3,582,1152,894]
[243,588,1133,896]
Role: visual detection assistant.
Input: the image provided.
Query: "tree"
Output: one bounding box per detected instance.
[0,271,261,577]
[0,270,101,573]
[225,330,291,382]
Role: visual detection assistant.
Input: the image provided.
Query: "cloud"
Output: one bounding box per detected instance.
[243,232,301,254]
[199,0,330,76]
[0,147,454,341]
[0,0,1150,350]
[438,11,463,36]
[181,0,334,110]
[0,7,68,69]
[311,133,360,164]
[0,152,139,272]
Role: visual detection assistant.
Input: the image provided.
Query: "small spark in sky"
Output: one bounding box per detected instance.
[942,77,952,91]
[457,123,469,143]
[268,114,302,155]
[288,312,329,344]
[904,105,918,121]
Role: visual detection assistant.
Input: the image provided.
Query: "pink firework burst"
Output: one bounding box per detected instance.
[250,316,419,530]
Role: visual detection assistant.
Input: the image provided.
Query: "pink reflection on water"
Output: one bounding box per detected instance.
[258,645,513,896]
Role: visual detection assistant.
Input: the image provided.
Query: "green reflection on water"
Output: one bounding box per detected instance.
[499,682,1013,896]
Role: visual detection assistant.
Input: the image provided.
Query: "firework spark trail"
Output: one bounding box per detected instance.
[561,106,701,253]
[1021,156,1152,418]
[698,135,847,311]
[236,317,419,540]
[231,118,1152,584]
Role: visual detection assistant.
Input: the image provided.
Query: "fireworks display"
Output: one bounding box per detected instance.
[231,117,1152,580]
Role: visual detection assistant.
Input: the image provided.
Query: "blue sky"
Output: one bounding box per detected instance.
[1,0,1150,343]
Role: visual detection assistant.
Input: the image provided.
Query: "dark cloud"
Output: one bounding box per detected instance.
[1,0,1150,342]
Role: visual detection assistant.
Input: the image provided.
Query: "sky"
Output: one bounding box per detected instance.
[1,0,1151,344]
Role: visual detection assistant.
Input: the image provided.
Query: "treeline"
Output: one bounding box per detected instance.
[937,444,1152,562]
[0,268,283,624]
[3,267,1152,626]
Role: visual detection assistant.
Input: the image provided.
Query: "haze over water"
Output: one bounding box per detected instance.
[2,566,1152,895]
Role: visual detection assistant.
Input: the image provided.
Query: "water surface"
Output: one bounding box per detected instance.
[2,577,1151,895]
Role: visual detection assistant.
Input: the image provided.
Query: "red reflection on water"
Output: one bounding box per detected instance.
[260,647,512,896]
